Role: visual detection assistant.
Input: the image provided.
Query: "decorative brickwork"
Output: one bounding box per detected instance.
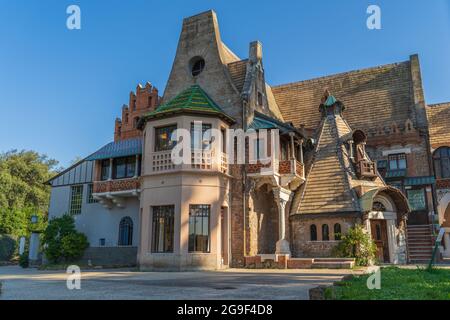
[114,82,160,142]
[93,178,140,194]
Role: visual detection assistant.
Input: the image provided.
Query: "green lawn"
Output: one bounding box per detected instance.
[332,267,450,300]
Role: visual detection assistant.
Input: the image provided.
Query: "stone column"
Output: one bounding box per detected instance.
[134,154,139,178]
[108,158,113,181]
[299,139,304,164]
[348,140,354,160]
[289,132,295,160]
[273,187,292,255]
[443,232,450,258]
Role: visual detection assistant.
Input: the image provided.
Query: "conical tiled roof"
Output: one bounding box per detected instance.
[140,85,235,125]
[291,95,386,215]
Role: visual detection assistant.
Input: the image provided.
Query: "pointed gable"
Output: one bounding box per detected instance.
[291,92,386,216]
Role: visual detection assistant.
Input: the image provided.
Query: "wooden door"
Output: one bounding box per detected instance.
[370,220,390,263]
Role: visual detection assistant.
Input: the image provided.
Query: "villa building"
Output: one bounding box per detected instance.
[46,10,449,269]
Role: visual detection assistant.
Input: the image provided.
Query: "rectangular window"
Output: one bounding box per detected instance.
[152,205,175,253]
[188,204,210,253]
[190,123,212,150]
[407,188,427,211]
[155,125,177,151]
[69,185,83,215]
[100,159,110,181]
[87,183,97,203]
[113,156,136,179]
[388,154,407,170]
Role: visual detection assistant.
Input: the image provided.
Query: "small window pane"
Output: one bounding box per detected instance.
[87,184,98,203]
[310,225,317,241]
[334,223,342,240]
[322,224,329,241]
[407,188,427,211]
[188,204,210,253]
[69,185,83,215]
[152,205,174,252]
[155,125,177,151]
[101,160,110,181]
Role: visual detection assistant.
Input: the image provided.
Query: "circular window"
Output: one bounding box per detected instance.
[189,56,205,77]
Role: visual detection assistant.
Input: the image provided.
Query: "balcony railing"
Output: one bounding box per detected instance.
[93,177,140,194]
[356,160,377,179]
[247,159,304,177]
[150,150,229,174]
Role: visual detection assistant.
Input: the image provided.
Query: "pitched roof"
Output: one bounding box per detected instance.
[85,138,142,161]
[426,102,450,149]
[291,98,386,215]
[272,61,415,133]
[227,60,247,92]
[141,85,235,124]
[248,111,298,134]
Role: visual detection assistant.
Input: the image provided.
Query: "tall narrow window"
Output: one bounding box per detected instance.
[190,123,212,150]
[69,185,83,215]
[100,159,110,181]
[407,188,427,211]
[433,147,450,179]
[87,184,98,204]
[334,223,342,240]
[310,224,317,241]
[152,205,175,253]
[189,204,210,252]
[322,224,330,241]
[118,217,133,246]
[155,125,177,151]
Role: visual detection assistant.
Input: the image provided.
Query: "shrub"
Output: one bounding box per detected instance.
[61,233,89,261]
[0,234,17,261]
[19,252,29,268]
[332,224,377,266]
[42,214,89,263]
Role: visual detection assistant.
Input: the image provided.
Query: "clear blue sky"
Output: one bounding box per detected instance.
[0,0,449,168]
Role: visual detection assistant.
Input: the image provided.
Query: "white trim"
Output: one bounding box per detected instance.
[382,148,412,156]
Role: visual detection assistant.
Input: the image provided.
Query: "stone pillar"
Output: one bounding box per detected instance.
[348,140,354,160]
[28,233,40,262]
[273,187,292,255]
[108,158,113,180]
[134,154,139,177]
[443,232,450,258]
[299,139,304,164]
[289,132,295,160]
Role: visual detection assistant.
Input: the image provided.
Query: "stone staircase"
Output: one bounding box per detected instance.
[310,258,355,269]
[406,224,434,263]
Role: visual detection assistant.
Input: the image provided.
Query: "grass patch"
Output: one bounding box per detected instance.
[333,267,450,300]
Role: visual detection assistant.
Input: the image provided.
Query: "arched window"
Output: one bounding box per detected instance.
[322,224,329,241]
[118,217,133,246]
[334,223,342,240]
[433,147,450,179]
[372,201,386,212]
[310,224,317,241]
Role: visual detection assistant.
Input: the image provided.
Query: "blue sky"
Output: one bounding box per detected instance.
[0,0,449,168]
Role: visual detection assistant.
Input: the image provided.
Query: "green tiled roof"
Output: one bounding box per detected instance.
[248,111,297,134]
[324,95,337,107]
[404,176,435,186]
[385,169,407,179]
[140,85,235,124]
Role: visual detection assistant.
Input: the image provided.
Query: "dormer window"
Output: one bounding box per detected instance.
[257,92,263,106]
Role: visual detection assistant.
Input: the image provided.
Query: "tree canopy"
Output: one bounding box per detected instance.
[0,150,60,236]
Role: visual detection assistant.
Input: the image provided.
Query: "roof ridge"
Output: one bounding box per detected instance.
[272,60,410,89]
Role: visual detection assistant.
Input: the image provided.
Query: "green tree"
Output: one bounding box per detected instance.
[332,224,377,266]
[42,214,89,263]
[0,150,59,236]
